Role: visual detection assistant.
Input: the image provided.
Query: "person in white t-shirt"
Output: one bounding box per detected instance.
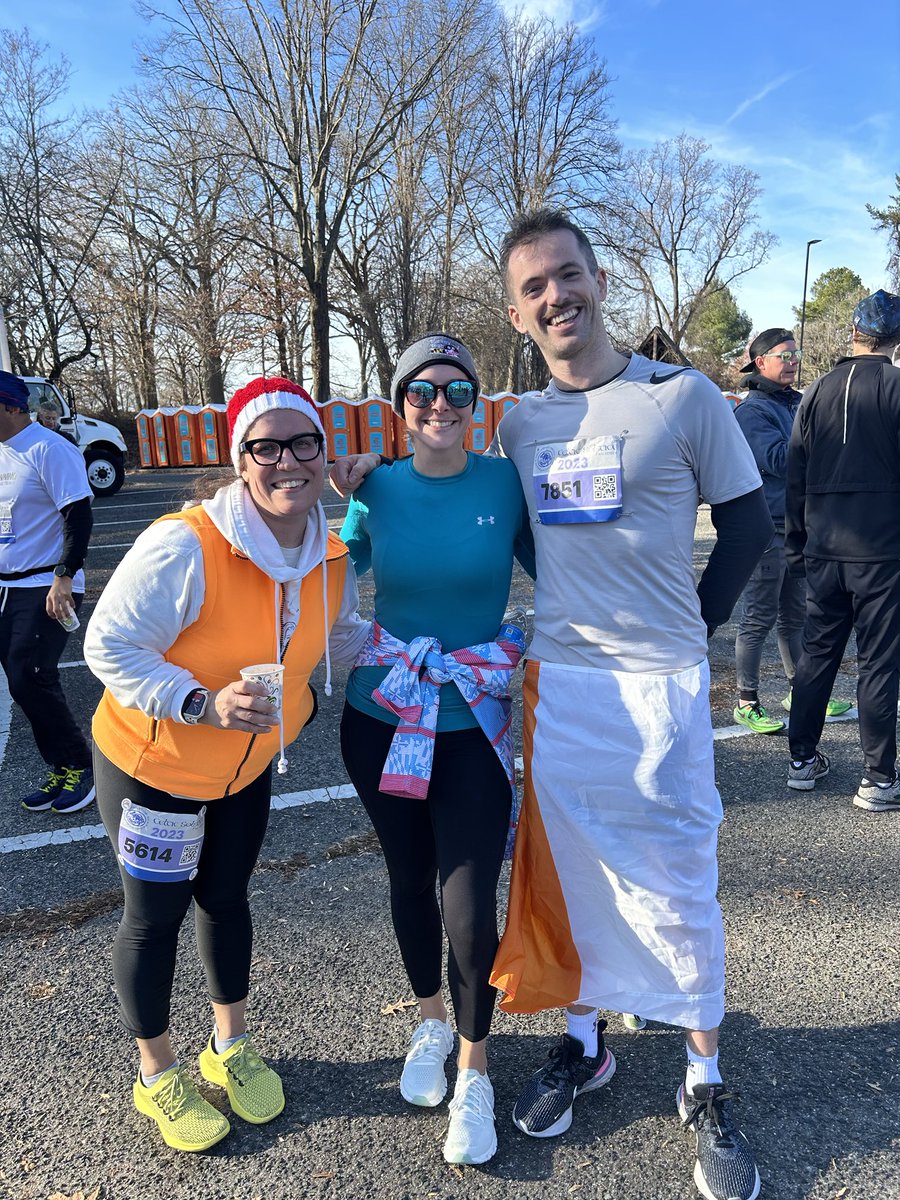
[0,370,95,812]
[491,210,769,1200]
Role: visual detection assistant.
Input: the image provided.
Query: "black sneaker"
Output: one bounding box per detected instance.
[50,766,96,813]
[512,1029,616,1138]
[21,768,68,811]
[677,1082,760,1200]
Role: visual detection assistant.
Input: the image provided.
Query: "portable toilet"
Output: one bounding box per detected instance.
[321,397,359,460]
[163,406,202,467]
[489,392,523,438]
[464,394,493,453]
[150,409,171,467]
[357,397,393,457]
[493,393,521,427]
[198,404,228,465]
[391,410,413,458]
[135,411,157,468]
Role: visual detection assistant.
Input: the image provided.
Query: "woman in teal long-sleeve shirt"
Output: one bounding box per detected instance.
[339,333,533,1167]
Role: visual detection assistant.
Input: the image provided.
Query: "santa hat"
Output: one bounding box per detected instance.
[227,376,326,473]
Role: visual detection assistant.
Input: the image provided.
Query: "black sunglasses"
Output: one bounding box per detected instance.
[240,433,324,465]
[404,379,477,408]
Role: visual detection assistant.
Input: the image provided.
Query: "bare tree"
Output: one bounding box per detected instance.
[469,13,619,389]
[476,15,618,229]
[868,175,900,290]
[595,133,776,350]
[145,0,471,404]
[0,29,115,379]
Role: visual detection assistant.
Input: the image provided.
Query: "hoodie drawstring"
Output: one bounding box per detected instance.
[321,556,333,698]
[274,581,288,775]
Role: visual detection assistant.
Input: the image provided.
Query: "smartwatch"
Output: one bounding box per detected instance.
[181,687,210,725]
[53,564,73,578]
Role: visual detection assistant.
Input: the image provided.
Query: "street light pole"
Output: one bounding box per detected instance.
[798,238,822,387]
[0,304,12,372]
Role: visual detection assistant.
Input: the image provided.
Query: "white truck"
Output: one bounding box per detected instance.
[21,377,128,496]
[0,307,128,496]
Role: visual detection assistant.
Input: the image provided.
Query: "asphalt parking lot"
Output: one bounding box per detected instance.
[0,469,897,1200]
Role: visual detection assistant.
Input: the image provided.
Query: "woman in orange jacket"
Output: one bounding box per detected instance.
[85,378,369,1153]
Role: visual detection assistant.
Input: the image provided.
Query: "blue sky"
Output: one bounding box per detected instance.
[2,0,898,337]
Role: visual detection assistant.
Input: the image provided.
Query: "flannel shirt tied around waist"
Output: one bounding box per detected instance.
[352,617,526,803]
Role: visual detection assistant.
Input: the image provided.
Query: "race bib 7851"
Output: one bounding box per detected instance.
[531,437,624,524]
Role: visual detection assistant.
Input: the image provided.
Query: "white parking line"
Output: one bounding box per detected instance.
[1,763,538,856]
[0,646,859,858]
[92,518,161,527]
[97,499,189,510]
[0,783,361,855]
[0,668,10,772]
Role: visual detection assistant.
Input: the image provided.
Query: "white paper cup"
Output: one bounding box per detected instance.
[240,663,284,716]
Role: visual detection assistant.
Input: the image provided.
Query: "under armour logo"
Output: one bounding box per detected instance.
[476,516,495,525]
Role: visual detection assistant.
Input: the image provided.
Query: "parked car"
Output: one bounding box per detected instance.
[22,377,128,496]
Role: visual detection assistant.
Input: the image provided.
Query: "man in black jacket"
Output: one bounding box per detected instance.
[732,329,851,733]
[784,290,900,810]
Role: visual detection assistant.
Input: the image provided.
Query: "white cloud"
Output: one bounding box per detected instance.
[614,112,895,330]
[725,71,802,125]
[497,0,611,31]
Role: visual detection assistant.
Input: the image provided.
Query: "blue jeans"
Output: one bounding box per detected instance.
[735,534,806,695]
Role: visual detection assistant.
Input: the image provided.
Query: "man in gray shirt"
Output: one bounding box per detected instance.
[490,211,768,1200]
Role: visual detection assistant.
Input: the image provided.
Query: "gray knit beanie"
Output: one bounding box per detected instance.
[389,333,480,414]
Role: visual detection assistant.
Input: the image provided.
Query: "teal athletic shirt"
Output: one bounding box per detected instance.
[341,452,535,730]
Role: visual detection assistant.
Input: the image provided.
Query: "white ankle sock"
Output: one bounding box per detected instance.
[566,1009,598,1057]
[141,1060,177,1088]
[214,1029,246,1055]
[685,1045,722,1092]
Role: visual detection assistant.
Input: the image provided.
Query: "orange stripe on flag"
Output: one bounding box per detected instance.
[491,661,582,1012]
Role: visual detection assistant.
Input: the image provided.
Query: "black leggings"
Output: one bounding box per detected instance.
[95,746,271,1039]
[340,702,511,1043]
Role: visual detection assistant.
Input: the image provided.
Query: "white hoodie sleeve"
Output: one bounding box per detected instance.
[83,518,210,721]
[326,561,371,666]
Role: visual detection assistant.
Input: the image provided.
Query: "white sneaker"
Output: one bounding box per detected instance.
[399,1018,454,1107]
[443,1069,497,1164]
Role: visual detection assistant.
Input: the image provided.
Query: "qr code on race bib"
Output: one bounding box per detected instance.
[180,842,201,866]
[593,473,618,500]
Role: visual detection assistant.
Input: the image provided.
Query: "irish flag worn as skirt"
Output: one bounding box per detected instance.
[491,657,726,1032]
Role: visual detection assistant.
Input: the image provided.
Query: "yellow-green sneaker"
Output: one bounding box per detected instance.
[198,1034,285,1125]
[133,1064,230,1152]
[733,702,784,734]
[781,690,853,718]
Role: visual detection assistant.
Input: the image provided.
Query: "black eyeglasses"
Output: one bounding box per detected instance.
[240,433,324,465]
[404,379,477,408]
